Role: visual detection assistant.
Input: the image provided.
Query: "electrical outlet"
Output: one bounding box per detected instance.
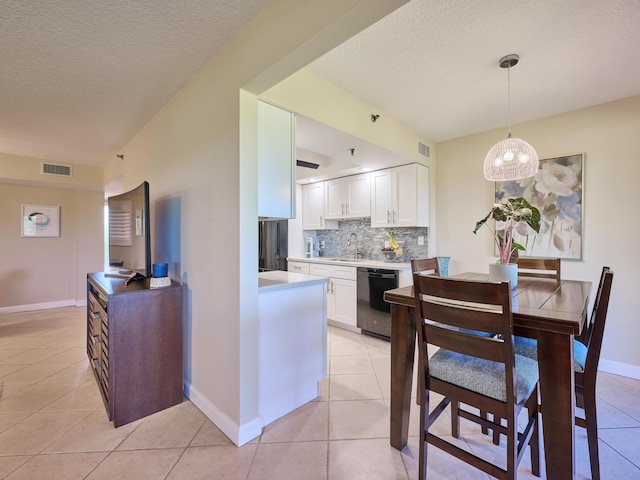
[418,236,425,246]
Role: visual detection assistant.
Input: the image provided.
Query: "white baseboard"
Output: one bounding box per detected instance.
[0,299,79,314]
[185,382,262,446]
[599,358,640,380]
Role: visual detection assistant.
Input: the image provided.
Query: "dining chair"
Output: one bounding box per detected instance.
[512,266,614,480]
[517,257,561,282]
[412,273,540,480]
[411,257,440,276]
[411,257,493,425]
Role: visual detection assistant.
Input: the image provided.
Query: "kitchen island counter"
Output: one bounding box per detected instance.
[257,269,328,430]
[258,270,329,291]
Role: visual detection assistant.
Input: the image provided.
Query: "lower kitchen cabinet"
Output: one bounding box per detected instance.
[310,264,357,331]
[86,272,183,427]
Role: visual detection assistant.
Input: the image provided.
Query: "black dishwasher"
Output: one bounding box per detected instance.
[356,268,399,340]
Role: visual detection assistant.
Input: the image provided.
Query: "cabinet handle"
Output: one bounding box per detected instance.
[345,203,349,215]
[393,210,397,223]
[320,215,324,226]
[330,280,334,293]
[387,210,391,224]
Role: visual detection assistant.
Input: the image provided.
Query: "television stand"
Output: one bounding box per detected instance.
[86,272,183,426]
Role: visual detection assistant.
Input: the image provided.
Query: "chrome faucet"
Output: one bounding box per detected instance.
[347,232,362,259]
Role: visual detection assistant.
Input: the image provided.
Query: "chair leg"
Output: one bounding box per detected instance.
[526,388,541,477]
[419,389,430,480]
[451,400,460,438]
[492,416,501,445]
[480,410,488,435]
[583,387,601,480]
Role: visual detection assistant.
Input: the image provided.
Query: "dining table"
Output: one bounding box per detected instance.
[384,272,592,480]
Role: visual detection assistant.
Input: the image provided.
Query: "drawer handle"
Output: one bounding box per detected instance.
[92,335,101,345]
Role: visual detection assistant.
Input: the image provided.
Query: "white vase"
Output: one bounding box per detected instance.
[489,263,518,288]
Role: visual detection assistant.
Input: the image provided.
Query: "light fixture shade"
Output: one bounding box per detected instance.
[483,136,539,181]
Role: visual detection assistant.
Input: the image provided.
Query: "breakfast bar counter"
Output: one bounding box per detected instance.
[258,270,329,427]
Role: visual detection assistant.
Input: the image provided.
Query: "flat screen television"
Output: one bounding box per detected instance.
[107,181,151,277]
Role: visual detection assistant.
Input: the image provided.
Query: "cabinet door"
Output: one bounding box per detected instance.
[346,173,370,218]
[370,169,393,227]
[324,178,346,219]
[393,164,419,226]
[393,163,429,227]
[331,278,357,327]
[302,182,325,229]
[258,101,295,219]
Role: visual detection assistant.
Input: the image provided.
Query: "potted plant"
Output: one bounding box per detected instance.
[473,197,541,287]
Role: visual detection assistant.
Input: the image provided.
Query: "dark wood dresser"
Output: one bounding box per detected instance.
[86,272,183,427]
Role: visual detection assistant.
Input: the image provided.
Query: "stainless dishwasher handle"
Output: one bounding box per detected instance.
[368,273,397,279]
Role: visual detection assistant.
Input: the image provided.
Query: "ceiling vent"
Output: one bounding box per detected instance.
[417,141,431,159]
[296,159,320,169]
[41,163,72,177]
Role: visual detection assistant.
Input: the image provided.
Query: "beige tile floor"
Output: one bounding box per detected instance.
[1,306,639,479]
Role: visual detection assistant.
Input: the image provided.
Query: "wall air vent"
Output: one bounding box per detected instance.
[417,141,431,159]
[41,163,72,177]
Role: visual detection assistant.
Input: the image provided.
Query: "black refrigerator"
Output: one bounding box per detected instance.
[258,220,288,272]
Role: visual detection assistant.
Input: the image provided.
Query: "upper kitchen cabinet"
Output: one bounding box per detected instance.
[324,173,371,219]
[258,101,295,219]
[370,163,429,228]
[302,182,338,230]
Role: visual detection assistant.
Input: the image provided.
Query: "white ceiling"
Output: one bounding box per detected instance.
[2,0,640,174]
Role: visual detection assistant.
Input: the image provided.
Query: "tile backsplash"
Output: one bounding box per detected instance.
[311,218,428,262]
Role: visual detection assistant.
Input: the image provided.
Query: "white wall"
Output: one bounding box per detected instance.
[108,0,409,445]
[436,95,640,378]
[0,181,104,311]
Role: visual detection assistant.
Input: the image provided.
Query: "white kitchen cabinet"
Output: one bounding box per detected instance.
[324,173,370,219]
[370,163,429,228]
[287,261,310,274]
[302,182,337,230]
[309,263,358,331]
[258,101,295,219]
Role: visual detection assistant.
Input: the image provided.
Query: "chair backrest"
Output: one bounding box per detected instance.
[517,257,561,282]
[411,257,440,276]
[412,274,515,398]
[583,267,614,377]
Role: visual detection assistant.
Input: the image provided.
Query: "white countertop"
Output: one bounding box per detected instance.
[287,256,411,271]
[258,270,329,292]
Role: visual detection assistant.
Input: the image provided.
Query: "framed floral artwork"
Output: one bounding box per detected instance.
[495,153,584,260]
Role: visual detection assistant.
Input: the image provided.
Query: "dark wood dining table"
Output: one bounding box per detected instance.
[384,272,592,480]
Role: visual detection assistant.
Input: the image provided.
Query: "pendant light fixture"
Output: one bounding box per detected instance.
[483,54,539,181]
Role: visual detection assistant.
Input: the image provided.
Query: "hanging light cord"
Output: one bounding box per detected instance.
[506,62,512,138]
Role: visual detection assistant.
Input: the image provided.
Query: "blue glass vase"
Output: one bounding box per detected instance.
[437,256,450,277]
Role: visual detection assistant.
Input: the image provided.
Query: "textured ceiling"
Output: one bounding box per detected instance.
[0,0,271,165]
[1,0,640,170]
[308,0,640,143]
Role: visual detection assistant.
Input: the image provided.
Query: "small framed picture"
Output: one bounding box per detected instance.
[21,204,60,237]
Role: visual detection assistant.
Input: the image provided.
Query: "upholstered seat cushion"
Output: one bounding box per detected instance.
[513,336,588,373]
[429,348,539,402]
